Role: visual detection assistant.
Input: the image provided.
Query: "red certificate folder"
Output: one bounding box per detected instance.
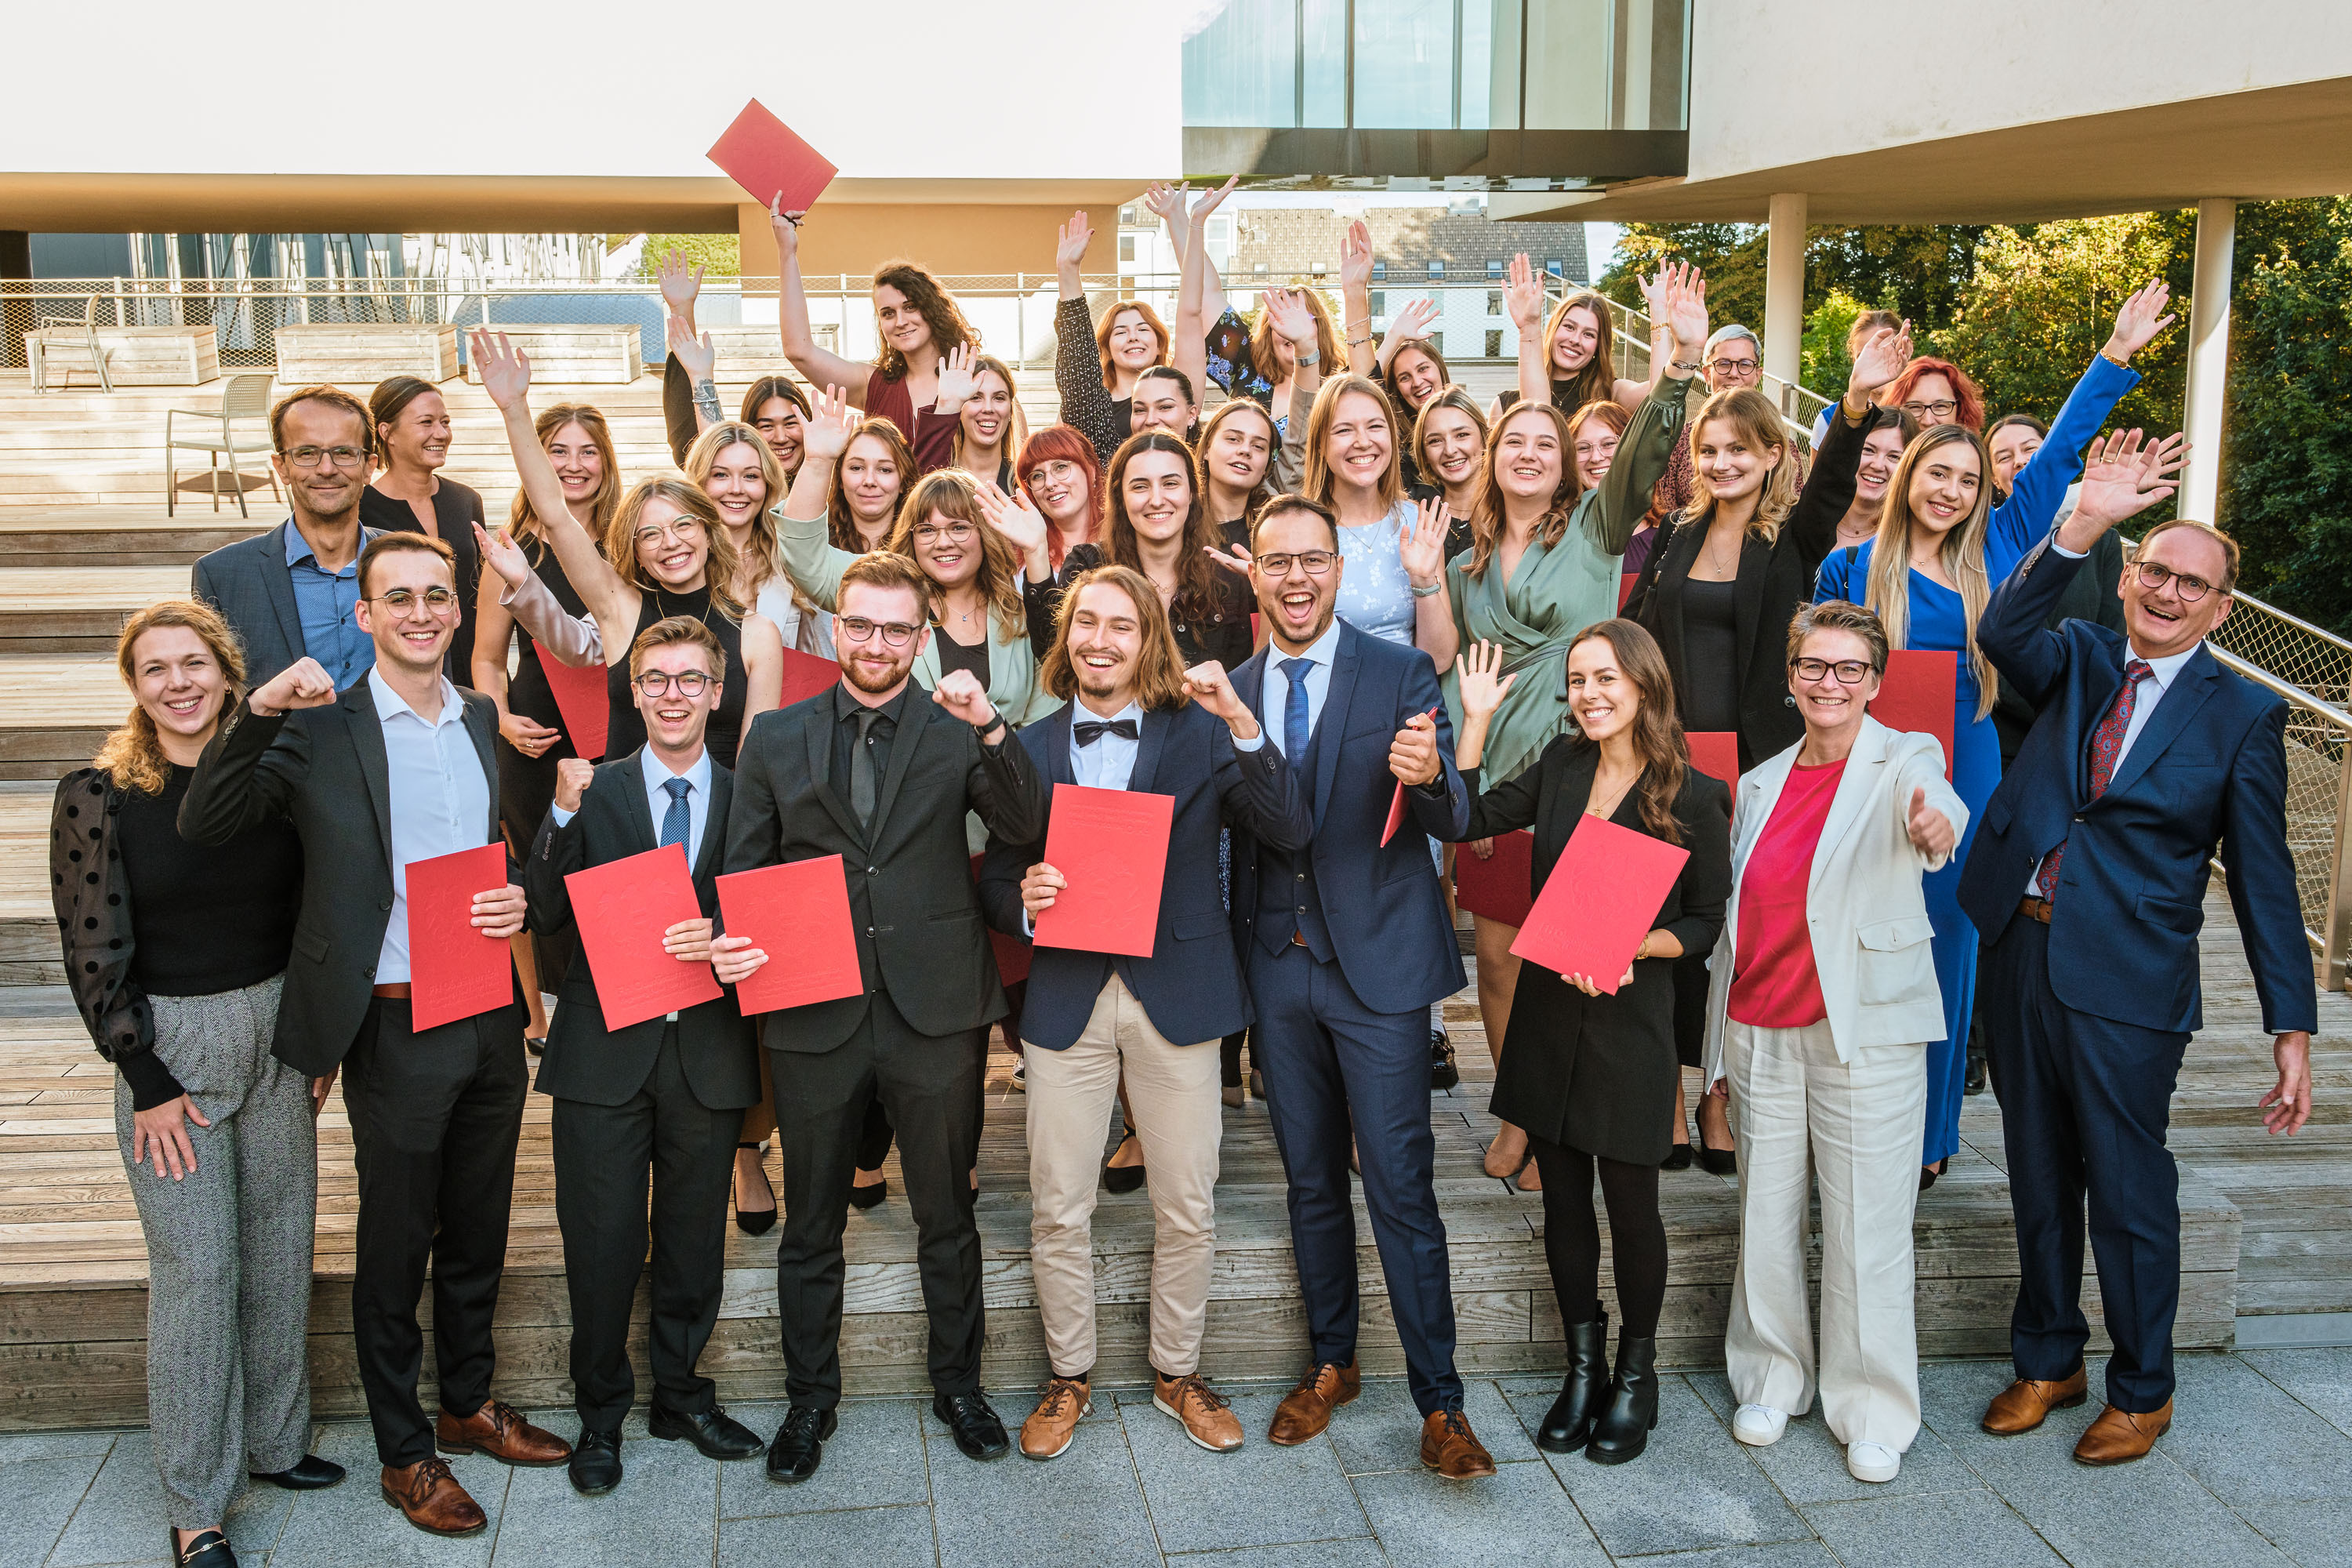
[971,854,1031,986]
[717,855,863,1014]
[1453,829,1534,927]
[779,646,838,708]
[1509,814,1690,996]
[1030,784,1175,958]
[1871,649,1958,780]
[707,100,838,212]
[564,843,723,1030]
[539,655,608,761]
[1381,707,1442,846]
[406,844,513,1030]
[1687,731,1740,789]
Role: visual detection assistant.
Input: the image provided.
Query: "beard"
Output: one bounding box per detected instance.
[842,652,914,695]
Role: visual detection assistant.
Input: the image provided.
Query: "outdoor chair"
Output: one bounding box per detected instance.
[165,373,280,517]
[29,296,114,394]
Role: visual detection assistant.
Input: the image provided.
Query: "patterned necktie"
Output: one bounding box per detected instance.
[659,775,692,851]
[851,710,880,827]
[1279,657,1314,764]
[2036,658,2152,902]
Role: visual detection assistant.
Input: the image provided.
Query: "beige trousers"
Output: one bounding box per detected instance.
[1026,974,1223,1378]
[1723,1018,1926,1451]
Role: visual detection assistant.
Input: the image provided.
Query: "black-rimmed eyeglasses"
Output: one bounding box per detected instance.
[837,616,920,647]
[632,670,713,698]
[1789,656,1878,684]
[2132,560,2218,602]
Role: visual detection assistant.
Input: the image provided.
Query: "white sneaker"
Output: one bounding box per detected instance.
[1733,1404,1788,1446]
[1847,1440,1900,1483]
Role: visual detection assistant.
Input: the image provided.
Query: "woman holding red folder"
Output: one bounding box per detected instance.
[1450,624,1730,1465]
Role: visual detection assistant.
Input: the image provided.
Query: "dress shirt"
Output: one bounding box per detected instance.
[370,667,494,985]
[830,681,912,812]
[285,520,379,691]
[1235,619,1344,759]
[550,744,712,863]
[1069,700,1145,791]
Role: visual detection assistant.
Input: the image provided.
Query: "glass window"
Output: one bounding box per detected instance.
[1372,259,1387,281]
[1545,257,1565,277]
[1181,0,1301,128]
[1427,260,1445,279]
[1370,290,1386,315]
[1485,328,1504,358]
[1120,234,1137,263]
[1486,258,1504,278]
[1523,0,1611,129]
[1486,290,1503,315]
[1351,0,1456,129]
[1301,0,1347,127]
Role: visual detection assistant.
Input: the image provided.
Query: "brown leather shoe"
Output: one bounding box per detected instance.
[2074,1399,2172,1465]
[1156,1370,1245,1453]
[434,1399,572,1467]
[379,1457,486,1537]
[1018,1376,1092,1461]
[1981,1366,2089,1434]
[1268,1361,1360,1446]
[1420,1408,1497,1479]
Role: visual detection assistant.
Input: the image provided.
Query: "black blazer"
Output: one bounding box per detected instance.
[978,699,1312,1051]
[178,679,512,1075]
[524,749,758,1110]
[1459,739,1731,1164]
[191,521,311,688]
[1625,404,1882,771]
[723,688,1050,1051]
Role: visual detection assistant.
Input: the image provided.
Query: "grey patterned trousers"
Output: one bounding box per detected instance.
[113,975,317,1527]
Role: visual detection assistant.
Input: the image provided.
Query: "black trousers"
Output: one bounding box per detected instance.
[770,991,986,1409]
[339,996,529,1466]
[551,1022,741,1434]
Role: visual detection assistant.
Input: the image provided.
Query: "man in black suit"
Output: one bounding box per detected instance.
[191,384,383,690]
[715,550,1047,1480]
[526,616,766,1495]
[180,531,571,1538]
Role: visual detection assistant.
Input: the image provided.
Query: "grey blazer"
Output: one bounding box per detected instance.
[191,521,307,688]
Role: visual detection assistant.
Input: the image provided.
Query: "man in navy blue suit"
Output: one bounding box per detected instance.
[979,564,1310,1462]
[1959,432,2315,1466]
[1223,494,1496,1480]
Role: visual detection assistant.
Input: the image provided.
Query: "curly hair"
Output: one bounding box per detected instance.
[871,260,975,380]
[95,601,247,797]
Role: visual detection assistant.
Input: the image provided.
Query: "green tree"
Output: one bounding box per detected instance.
[1806,225,1988,335]
[632,233,742,280]
[1596,223,1767,334]
[1802,289,1867,394]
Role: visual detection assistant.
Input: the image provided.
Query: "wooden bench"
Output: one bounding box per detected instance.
[701,323,833,379]
[466,324,641,385]
[274,323,459,384]
[27,325,218,388]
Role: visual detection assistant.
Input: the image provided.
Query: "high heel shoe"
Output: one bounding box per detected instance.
[1696,1098,1739,1175]
[733,1144,777,1235]
[1585,1330,1661,1465]
[1537,1309,1610,1454]
[849,1169,889,1210]
[1103,1134,1147,1193]
[1661,1141,1693,1171]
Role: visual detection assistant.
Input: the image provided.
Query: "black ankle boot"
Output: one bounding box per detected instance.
[1585,1330,1660,1464]
[1537,1308,1610,1454]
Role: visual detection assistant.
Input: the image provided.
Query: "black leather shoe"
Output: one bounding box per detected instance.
[765,1406,837,1483]
[1429,1027,1459,1090]
[1965,1049,1988,1097]
[933,1392,1011,1461]
[649,1402,764,1460]
[249,1454,345,1490]
[567,1430,622,1495]
[1586,1331,1661,1465]
[1661,1142,1693,1171]
[1538,1309,1610,1454]
[172,1529,236,1567]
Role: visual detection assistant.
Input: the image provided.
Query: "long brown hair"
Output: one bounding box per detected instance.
[828,416,913,554]
[1248,288,1338,383]
[1383,336,1452,416]
[1540,290,1620,415]
[1094,299,1171,393]
[1196,397,1279,526]
[507,402,620,546]
[1566,618,1687,845]
[1686,388,1797,543]
[871,260,975,380]
[604,477,746,619]
[1038,564,1193,710]
[884,468,1027,643]
[1463,401,1573,582]
[1102,431,1225,625]
[1864,423,1998,720]
[1301,375,1406,514]
[94,601,246,797]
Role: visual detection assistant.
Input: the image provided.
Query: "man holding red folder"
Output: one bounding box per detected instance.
[524,617,764,1495]
[976,566,1310,1461]
[179,532,569,1537]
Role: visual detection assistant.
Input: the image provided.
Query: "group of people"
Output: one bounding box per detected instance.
[51,190,2317,1568]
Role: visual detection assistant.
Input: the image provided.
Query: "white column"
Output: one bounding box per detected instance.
[2180,198,2237,523]
[1763,193,1807,397]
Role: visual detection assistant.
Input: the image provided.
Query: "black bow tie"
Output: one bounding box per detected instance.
[1073,717,1139,747]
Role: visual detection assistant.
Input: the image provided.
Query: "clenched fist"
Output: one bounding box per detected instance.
[932,669,999,731]
[554,757,595,815]
[249,657,336,717]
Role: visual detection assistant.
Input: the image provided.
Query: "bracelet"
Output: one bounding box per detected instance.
[978,717,1008,744]
[1295,346,1320,366]
[2100,349,2128,368]
[1669,358,1701,373]
[1410,579,1441,598]
[1346,331,1371,347]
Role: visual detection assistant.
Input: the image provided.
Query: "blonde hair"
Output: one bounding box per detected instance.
[884,469,1027,644]
[1301,375,1406,514]
[1686,388,1796,543]
[951,355,1030,479]
[1412,386,1490,502]
[508,403,620,545]
[1864,423,1998,720]
[604,477,747,620]
[684,422,786,597]
[94,601,246,797]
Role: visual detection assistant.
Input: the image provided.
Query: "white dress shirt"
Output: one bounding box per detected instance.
[551,745,713,860]
[1236,618,1344,759]
[370,667,494,985]
[1069,699,1145,792]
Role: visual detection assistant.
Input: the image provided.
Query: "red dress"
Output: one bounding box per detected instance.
[864,368,957,477]
[1727,759,1846,1029]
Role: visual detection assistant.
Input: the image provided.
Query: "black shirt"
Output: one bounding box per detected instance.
[1679,576,1741,736]
[361,480,486,681]
[935,628,993,690]
[830,681,912,814]
[1029,542,1255,670]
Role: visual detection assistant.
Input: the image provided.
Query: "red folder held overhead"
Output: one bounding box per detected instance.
[539,656,608,761]
[717,855,864,1015]
[406,844,514,1031]
[1030,784,1175,958]
[565,843,724,1031]
[1871,649,1958,780]
[707,100,838,212]
[1453,829,1535,927]
[1686,731,1740,789]
[1510,813,1690,996]
[780,646,838,708]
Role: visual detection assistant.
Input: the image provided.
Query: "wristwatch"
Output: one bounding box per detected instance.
[1295,344,1320,366]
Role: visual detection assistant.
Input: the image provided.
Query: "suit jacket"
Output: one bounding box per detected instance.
[1702,718,1969,1085]
[1229,621,1470,1015]
[724,686,1050,1051]
[191,521,307,688]
[1991,526,2127,765]
[524,748,758,1110]
[177,677,512,1075]
[1957,535,2316,1036]
[978,699,1312,1051]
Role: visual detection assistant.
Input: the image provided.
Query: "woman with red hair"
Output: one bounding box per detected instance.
[1880,358,1986,434]
[1015,423,1103,579]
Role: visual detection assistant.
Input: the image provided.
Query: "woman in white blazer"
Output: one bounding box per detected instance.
[1701,599,1968,1486]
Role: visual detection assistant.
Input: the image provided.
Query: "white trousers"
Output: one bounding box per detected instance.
[1723,1018,1926,1450]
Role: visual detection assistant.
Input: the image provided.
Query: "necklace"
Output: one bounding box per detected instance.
[1704,521,1740,579]
[649,583,716,630]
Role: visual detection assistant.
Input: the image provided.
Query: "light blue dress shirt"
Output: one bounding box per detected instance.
[285,521,380,691]
[550,745,713,862]
[1236,619,1343,759]
[1068,699,1145,792]
[369,668,494,985]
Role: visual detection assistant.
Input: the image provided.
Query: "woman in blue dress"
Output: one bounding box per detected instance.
[1812,281,2176,1185]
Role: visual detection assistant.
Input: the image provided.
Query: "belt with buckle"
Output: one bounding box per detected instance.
[371,982,412,1000]
[2016,897,2053,926]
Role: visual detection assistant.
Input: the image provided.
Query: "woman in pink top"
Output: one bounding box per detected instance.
[1700,601,1967,1487]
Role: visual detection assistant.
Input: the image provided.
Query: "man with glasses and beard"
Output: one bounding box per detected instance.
[715,551,1047,1482]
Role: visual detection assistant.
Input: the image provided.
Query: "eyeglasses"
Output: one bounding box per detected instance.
[1254,550,1337,578]
[633,517,706,547]
[368,586,458,615]
[2132,560,2218,602]
[281,445,368,469]
[1708,358,1760,376]
[1029,461,1081,487]
[912,522,975,546]
[1901,400,1959,422]
[1790,656,1878,684]
[632,670,713,698]
[837,616,920,647]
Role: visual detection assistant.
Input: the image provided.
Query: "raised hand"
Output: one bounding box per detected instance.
[1340,218,1375,294]
[1388,710,1441,786]
[1019,861,1065,918]
[1637,263,1671,322]
[1141,182,1187,238]
[1188,175,1238,228]
[1401,497,1451,590]
[249,655,336,717]
[1202,539,1254,576]
[935,343,978,413]
[973,477,1049,555]
[768,194,805,260]
[1847,320,1914,400]
[1661,261,1710,359]
[932,667,1000,730]
[1181,659,1258,735]
[2103,280,2176,364]
[657,248,704,319]
[1454,639,1519,721]
[666,313,715,386]
[710,932,768,986]
[2071,428,2183,531]
[1263,287,1315,347]
[469,330,531,409]
[473,521,530,590]
[554,756,594,815]
[1387,296,1440,345]
[2134,430,2190,495]
[1906,785,1955,860]
[1503,254,1547,331]
[1054,211,1094,274]
[471,883,528,940]
[800,383,858,464]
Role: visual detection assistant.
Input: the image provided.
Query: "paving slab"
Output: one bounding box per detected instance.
[718,1398,931,1518]
[1120,1389,1368,1554]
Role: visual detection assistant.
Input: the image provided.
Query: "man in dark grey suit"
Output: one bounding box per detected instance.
[180,531,571,1538]
[190,383,381,689]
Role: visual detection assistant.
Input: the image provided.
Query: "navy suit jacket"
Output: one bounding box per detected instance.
[191,522,307,688]
[980,699,1312,1051]
[1228,621,1471,1015]
[1957,534,2316,1036]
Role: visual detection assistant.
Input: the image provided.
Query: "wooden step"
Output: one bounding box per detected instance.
[0,568,192,652]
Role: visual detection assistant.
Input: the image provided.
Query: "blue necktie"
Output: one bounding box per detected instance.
[659,776,692,852]
[1279,656,1314,764]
